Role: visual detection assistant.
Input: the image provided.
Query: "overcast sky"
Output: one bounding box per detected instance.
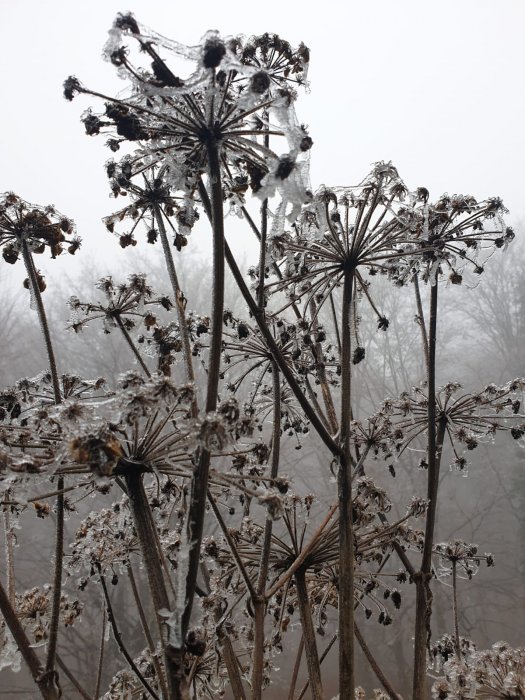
[1,0,524,272]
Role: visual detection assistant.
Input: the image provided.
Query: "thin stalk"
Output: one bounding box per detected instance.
[338,267,355,698]
[294,568,323,700]
[128,565,169,699]
[297,633,338,700]
[310,299,339,435]
[197,179,339,456]
[20,241,61,404]
[0,579,59,699]
[93,602,106,700]
[257,197,268,313]
[20,241,64,684]
[250,597,266,700]
[287,635,304,700]
[181,136,225,645]
[55,655,92,700]
[412,281,446,700]
[251,363,281,699]
[222,635,247,700]
[125,472,188,700]
[3,497,16,604]
[257,126,270,313]
[114,312,152,377]
[45,487,64,678]
[207,490,257,600]
[153,204,196,399]
[413,276,429,372]
[452,561,460,659]
[354,624,402,700]
[98,568,159,700]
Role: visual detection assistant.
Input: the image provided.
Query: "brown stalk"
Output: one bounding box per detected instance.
[412,282,447,700]
[354,623,403,700]
[0,579,59,699]
[181,136,226,651]
[251,361,281,700]
[20,240,64,688]
[338,267,355,697]
[294,568,323,699]
[114,311,152,377]
[128,564,169,699]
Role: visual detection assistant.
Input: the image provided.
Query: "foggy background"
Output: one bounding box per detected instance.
[1,0,524,697]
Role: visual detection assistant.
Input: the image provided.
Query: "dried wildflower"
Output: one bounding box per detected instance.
[66,15,310,225]
[397,192,512,284]
[433,540,494,581]
[432,641,525,699]
[0,192,79,264]
[384,378,525,471]
[266,164,415,326]
[68,274,168,335]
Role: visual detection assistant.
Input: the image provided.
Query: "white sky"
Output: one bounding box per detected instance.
[1,0,524,272]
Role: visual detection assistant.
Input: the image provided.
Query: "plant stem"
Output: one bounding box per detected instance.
[45,483,64,679]
[452,561,460,659]
[128,564,169,699]
[197,179,340,456]
[251,362,281,698]
[20,240,64,686]
[297,633,338,700]
[93,602,106,700]
[20,241,61,404]
[3,497,16,604]
[287,635,304,700]
[114,312,152,377]
[413,276,429,372]
[412,281,446,700]
[153,204,196,400]
[98,566,159,699]
[295,568,323,700]
[181,136,225,647]
[0,579,59,699]
[257,197,268,313]
[354,624,402,700]
[338,267,355,698]
[55,655,92,700]
[125,472,188,699]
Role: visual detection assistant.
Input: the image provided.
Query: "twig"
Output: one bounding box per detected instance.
[354,623,402,700]
[55,654,92,700]
[98,567,160,700]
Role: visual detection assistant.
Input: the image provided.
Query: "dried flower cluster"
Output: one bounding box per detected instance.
[0,12,522,700]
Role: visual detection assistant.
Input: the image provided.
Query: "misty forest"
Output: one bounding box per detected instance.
[1,13,524,700]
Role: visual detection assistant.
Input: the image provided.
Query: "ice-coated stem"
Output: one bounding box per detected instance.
[355,623,402,700]
[452,561,461,659]
[20,241,61,405]
[114,311,152,377]
[0,579,59,700]
[295,567,323,700]
[125,471,188,700]
[197,179,340,456]
[181,136,225,645]
[338,266,355,698]
[412,281,446,700]
[153,204,196,402]
[251,362,281,699]
[97,564,160,699]
[20,240,64,686]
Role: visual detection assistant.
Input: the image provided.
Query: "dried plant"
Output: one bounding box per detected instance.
[0,12,523,700]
